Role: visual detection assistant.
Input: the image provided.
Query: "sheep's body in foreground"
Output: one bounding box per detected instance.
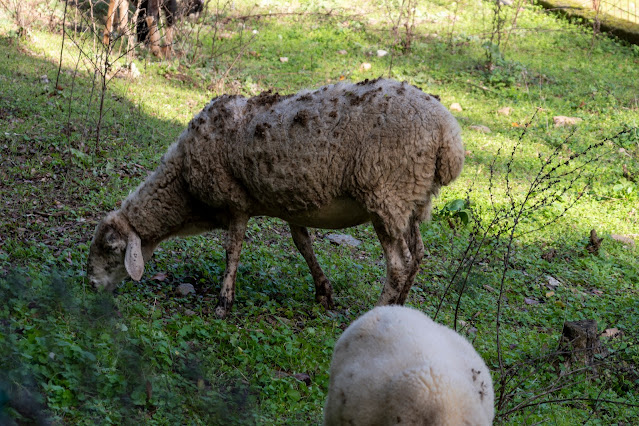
[324,306,494,426]
[87,78,464,317]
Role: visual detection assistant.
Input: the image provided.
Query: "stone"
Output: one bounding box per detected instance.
[469,125,491,133]
[553,116,583,127]
[359,62,372,71]
[176,283,195,296]
[376,49,388,57]
[450,102,462,112]
[611,234,635,248]
[326,234,362,247]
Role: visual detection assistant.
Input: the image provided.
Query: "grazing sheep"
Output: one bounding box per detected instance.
[87,78,464,318]
[103,0,203,56]
[324,306,494,426]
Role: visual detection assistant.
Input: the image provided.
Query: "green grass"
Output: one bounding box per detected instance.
[1,0,638,424]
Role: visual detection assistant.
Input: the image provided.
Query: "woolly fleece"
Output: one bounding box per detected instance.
[324,306,494,426]
[88,78,464,315]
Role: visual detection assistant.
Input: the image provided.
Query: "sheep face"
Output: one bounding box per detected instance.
[87,212,144,291]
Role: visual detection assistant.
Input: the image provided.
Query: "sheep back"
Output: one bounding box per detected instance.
[324,306,494,426]
[179,78,463,233]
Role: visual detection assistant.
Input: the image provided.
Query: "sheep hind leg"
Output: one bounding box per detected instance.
[214,215,249,319]
[372,218,412,306]
[397,220,424,304]
[289,224,334,310]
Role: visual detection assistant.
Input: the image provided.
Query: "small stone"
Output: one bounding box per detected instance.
[611,234,635,248]
[176,283,195,296]
[185,309,196,316]
[553,116,582,127]
[469,125,491,133]
[524,297,540,305]
[450,102,462,112]
[359,62,372,71]
[279,57,289,63]
[497,106,512,116]
[337,50,348,55]
[326,234,362,247]
[546,276,561,288]
[376,49,388,57]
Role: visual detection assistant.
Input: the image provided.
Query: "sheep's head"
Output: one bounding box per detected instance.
[87,211,144,291]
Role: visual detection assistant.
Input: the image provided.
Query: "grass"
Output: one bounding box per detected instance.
[1,0,638,424]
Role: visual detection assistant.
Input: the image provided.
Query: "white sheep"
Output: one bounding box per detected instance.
[87,78,464,318]
[324,306,494,426]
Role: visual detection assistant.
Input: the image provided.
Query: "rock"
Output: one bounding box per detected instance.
[497,106,512,116]
[279,57,289,63]
[546,276,561,289]
[184,309,196,316]
[553,116,583,127]
[359,62,372,71]
[326,234,362,247]
[176,283,195,296]
[524,297,540,305]
[450,102,462,112]
[337,50,348,55]
[469,125,491,133]
[376,49,388,57]
[611,234,635,248]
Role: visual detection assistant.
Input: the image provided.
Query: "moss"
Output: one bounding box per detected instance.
[536,0,639,44]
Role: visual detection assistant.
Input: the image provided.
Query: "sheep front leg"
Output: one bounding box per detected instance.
[289,224,334,310]
[103,0,118,46]
[214,216,248,319]
[372,219,412,306]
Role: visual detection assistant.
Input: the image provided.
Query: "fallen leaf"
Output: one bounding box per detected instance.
[483,284,496,293]
[359,62,372,71]
[512,122,520,127]
[450,102,462,112]
[376,49,388,57]
[337,50,347,55]
[151,272,168,281]
[339,75,345,81]
[601,328,622,338]
[497,106,512,115]
[524,297,540,305]
[293,373,312,386]
[279,57,289,63]
[545,291,555,297]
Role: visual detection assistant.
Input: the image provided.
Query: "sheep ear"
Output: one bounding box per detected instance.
[124,232,144,281]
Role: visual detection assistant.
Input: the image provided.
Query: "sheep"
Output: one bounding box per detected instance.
[87,78,465,318]
[103,0,203,56]
[324,306,494,426]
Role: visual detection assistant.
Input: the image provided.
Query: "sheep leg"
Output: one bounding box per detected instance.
[289,224,334,310]
[372,219,412,306]
[214,216,248,319]
[145,0,162,56]
[103,0,117,46]
[397,220,424,304]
